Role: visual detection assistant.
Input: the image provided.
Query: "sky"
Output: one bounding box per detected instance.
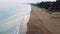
[0,0,56,3]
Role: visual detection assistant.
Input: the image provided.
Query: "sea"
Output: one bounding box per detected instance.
[0,2,31,34]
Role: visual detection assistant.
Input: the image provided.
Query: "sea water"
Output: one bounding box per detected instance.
[0,2,31,34]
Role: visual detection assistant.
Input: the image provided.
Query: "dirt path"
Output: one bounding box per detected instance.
[27,5,51,34]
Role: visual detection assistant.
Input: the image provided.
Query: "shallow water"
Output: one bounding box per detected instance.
[0,3,31,34]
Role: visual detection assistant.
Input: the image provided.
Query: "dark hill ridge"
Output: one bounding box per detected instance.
[31,0,60,12]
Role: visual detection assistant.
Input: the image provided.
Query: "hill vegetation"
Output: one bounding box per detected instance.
[31,0,60,12]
